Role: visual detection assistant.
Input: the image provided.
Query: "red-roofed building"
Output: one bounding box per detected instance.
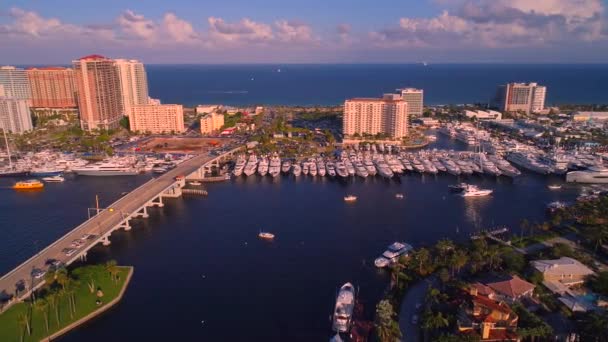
[458,288,520,341]
[486,275,535,303]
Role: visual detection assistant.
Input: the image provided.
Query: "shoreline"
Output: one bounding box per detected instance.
[41,267,134,342]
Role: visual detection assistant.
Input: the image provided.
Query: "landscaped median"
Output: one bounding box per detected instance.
[0,262,133,342]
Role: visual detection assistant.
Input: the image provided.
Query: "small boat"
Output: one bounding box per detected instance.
[13,179,44,190]
[189,181,202,186]
[461,185,493,197]
[547,201,566,212]
[258,232,275,240]
[395,193,404,199]
[548,184,562,190]
[344,195,357,202]
[332,283,355,333]
[374,257,391,268]
[42,176,65,183]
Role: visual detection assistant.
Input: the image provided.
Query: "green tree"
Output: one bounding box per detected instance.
[375,299,402,342]
[501,249,525,274]
[435,238,455,264]
[414,248,432,275]
[422,310,449,341]
[17,312,30,341]
[119,116,130,130]
[450,249,468,276]
[105,260,119,284]
[47,290,61,325]
[55,267,69,290]
[34,297,50,333]
[589,271,608,296]
[587,225,608,253]
[578,311,608,342]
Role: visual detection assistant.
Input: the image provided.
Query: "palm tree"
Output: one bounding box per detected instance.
[587,225,608,253]
[422,310,449,342]
[63,280,77,318]
[486,245,502,271]
[17,312,31,341]
[375,300,401,342]
[47,290,61,326]
[34,298,50,333]
[105,260,119,284]
[54,268,69,290]
[414,248,431,275]
[44,269,56,287]
[435,239,455,264]
[449,249,468,277]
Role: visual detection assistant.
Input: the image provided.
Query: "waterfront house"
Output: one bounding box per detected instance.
[457,288,520,341]
[531,257,595,295]
[485,275,536,303]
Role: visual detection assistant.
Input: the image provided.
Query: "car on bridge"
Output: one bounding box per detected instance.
[62,248,77,256]
[31,269,46,279]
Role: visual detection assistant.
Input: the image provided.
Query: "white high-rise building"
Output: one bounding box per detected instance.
[398,88,423,118]
[0,66,31,101]
[495,82,547,114]
[114,59,150,116]
[0,98,33,134]
[343,94,408,139]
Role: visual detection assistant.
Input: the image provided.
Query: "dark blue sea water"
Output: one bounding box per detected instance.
[0,136,590,341]
[147,64,608,107]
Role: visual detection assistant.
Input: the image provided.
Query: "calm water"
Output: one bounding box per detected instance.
[0,136,587,341]
[146,64,608,106]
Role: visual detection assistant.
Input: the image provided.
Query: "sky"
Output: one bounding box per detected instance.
[1,0,607,64]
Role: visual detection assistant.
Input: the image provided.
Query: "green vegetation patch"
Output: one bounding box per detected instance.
[0,263,131,342]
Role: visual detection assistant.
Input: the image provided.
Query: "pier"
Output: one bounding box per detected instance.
[0,146,241,311]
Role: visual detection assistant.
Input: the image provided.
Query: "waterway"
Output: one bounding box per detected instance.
[0,135,588,341]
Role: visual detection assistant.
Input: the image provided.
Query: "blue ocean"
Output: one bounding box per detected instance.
[147,64,608,107]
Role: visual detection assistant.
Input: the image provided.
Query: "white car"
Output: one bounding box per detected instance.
[62,248,77,256]
[31,269,46,279]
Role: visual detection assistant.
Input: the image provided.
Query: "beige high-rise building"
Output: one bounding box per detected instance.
[0,98,33,134]
[26,67,76,108]
[343,94,408,139]
[73,55,122,131]
[200,113,225,134]
[114,59,149,116]
[129,104,184,134]
[0,66,31,101]
[399,88,423,118]
[495,82,546,114]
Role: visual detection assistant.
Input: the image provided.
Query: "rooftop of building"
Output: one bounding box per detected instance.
[486,275,535,299]
[346,97,405,103]
[531,257,595,276]
[26,67,71,71]
[77,54,109,60]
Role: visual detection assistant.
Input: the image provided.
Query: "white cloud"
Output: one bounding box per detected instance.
[208,17,273,43]
[372,0,606,48]
[274,20,315,43]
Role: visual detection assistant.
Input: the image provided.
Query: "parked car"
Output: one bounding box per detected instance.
[31,269,46,279]
[62,248,77,256]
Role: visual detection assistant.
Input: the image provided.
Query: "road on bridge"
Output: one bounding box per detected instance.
[0,149,235,307]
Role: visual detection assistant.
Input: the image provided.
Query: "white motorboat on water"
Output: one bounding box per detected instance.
[42,175,65,182]
[332,283,355,333]
[72,163,138,176]
[258,231,275,240]
[461,184,493,197]
[344,195,357,202]
[374,242,413,268]
[566,166,608,183]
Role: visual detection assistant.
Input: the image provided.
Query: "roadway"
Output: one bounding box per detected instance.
[0,149,234,306]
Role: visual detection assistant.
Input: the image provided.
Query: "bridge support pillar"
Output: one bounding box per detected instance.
[102,235,111,246]
[120,220,132,231]
[140,206,149,218]
[80,252,87,262]
[150,196,164,207]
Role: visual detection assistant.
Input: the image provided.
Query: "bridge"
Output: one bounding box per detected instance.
[0,146,242,311]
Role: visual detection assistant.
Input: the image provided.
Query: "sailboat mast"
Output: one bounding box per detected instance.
[2,128,11,168]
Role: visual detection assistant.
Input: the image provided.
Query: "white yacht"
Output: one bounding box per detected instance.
[354,161,369,178]
[233,155,246,176]
[332,283,355,333]
[488,155,521,178]
[566,166,608,183]
[292,164,302,177]
[42,175,65,182]
[478,156,501,176]
[302,162,309,175]
[336,161,348,178]
[461,185,493,197]
[441,158,461,176]
[375,242,413,268]
[244,154,258,177]
[374,159,394,178]
[257,157,269,176]
[309,160,318,176]
[326,162,336,177]
[507,152,552,174]
[344,159,356,177]
[363,159,377,176]
[269,155,281,177]
[72,163,138,176]
[410,158,426,173]
[317,158,326,177]
[421,159,438,174]
[538,152,569,174]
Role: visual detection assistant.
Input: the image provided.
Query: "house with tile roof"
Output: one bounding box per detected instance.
[485,275,536,302]
[458,288,520,341]
[531,257,595,294]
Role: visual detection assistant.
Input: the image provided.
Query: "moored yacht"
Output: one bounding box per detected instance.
[461,184,493,197]
[566,166,608,183]
[332,283,356,333]
[72,163,138,176]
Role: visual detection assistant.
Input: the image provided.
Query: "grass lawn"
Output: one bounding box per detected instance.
[0,265,132,342]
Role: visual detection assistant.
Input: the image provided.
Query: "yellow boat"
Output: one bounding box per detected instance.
[13,179,44,190]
